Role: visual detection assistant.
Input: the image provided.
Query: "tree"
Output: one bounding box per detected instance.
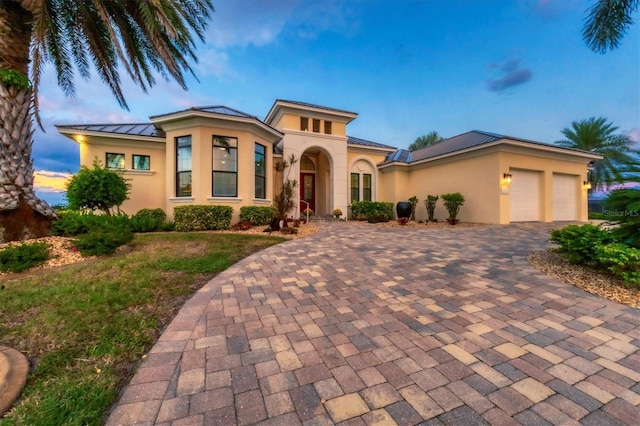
[583,0,639,53]
[408,131,444,151]
[66,160,131,215]
[274,154,298,227]
[0,0,214,242]
[556,117,640,191]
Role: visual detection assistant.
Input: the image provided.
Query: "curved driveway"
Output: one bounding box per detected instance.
[107,223,639,425]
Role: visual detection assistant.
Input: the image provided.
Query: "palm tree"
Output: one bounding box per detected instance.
[408,131,444,151]
[583,0,639,53]
[556,117,640,191]
[0,0,214,242]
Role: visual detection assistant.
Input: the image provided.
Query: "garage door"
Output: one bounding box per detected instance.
[510,169,540,222]
[553,174,578,221]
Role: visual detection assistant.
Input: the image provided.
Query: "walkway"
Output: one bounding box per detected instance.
[107,223,640,425]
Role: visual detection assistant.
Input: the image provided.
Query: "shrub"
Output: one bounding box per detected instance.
[174,205,233,232]
[66,159,131,215]
[604,188,640,248]
[239,206,277,225]
[350,201,394,221]
[424,195,439,222]
[550,224,615,264]
[596,244,640,286]
[52,211,131,236]
[0,242,50,273]
[74,227,134,256]
[130,208,167,233]
[441,193,465,220]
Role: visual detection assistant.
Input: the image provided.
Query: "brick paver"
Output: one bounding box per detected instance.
[106,223,640,425]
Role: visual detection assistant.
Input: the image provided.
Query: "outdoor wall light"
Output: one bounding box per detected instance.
[503,173,512,184]
[583,181,592,190]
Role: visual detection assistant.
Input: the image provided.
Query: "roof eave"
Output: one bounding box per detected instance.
[55,125,165,143]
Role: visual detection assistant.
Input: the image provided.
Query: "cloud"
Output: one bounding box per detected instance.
[34,170,71,192]
[486,58,533,92]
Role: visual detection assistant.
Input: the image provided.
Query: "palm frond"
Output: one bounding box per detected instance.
[583,0,639,53]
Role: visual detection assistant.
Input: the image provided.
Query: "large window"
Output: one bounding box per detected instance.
[176,136,192,197]
[212,136,238,197]
[300,117,309,131]
[363,174,372,201]
[106,153,125,169]
[351,173,360,203]
[132,154,150,170]
[255,143,266,199]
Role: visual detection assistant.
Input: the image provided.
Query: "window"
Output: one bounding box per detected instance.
[255,143,266,199]
[363,174,372,201]
[301,155,315,171]
[312,119,320,133]
[176,136,192,197]
[132,154,150,170]
[300,117,309,131]
[351,173,360,203]
[212,136,238,197]
[324,121,332,134]
[106,153,124,169]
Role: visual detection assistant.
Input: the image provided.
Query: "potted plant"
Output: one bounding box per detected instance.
[333,208,343,219]
[424,195,438,222]
[408,196,419,221]
[441,192,465,225]
[303,208,314,217]
[396,201,412,220]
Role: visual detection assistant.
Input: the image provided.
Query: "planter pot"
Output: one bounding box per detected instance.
[396,201,412,219]
[447,218,460,225]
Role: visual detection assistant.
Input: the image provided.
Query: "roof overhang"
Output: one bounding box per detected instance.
[55,125,164,144]
[265,100,358,126]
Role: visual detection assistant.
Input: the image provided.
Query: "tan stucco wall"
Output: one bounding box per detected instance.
[162,120,275,221]
[79,137,166,215]
[498,148,590,223]
[380,152,501,223]
[276,113,347,136]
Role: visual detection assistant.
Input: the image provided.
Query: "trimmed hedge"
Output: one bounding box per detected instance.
[130,208,167,233]
[350,201,394,220]
[239,206,277,225]
[174,205,233,231]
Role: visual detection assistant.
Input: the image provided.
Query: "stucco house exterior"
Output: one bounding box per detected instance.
[56,99,601,224]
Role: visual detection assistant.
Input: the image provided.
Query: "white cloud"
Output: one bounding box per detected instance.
[34,170,72,192]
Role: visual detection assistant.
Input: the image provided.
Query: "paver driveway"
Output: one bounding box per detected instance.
[107,223,640,425]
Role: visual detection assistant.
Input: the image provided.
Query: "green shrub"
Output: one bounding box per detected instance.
[604,188,640,248]
[596,244,640,286]
[350,201,394,220]
[0,242,50,273]
[174,205,233,232]
[239,206,277,225]
[159,221,176,232]
[74,227,134,256]
[424,195,439,222]
[550,224,615,264]
[130,208,167,233]
[441,192,465,220]
[52,211,131,236]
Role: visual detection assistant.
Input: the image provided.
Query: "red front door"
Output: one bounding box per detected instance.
[300,173,315,214]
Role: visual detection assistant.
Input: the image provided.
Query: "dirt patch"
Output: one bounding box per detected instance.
[528,249,640,308]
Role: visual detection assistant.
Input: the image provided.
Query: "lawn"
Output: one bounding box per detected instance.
[0,232,285,425]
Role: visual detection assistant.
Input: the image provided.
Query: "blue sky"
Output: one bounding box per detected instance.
[33,0,639,205]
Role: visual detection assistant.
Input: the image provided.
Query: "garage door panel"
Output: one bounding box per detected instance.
[553,174,578,221]
[510,169,540,222]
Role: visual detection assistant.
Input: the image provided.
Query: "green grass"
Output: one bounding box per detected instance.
[0,232,284,425]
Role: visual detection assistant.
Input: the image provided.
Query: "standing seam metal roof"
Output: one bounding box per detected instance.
[347,136,397,150]
[55,123,164,138]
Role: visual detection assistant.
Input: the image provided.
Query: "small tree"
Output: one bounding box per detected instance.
[66,160,131,215]
[424,195,439,222]
[441,193,465,224]
[274,154,298,227]
[408,196,419,220]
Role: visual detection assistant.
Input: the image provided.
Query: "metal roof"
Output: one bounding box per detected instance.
[384,149,412,163]
[347,136,397,150]
[55,123,164,138]
[274,99,357,116]
[409,131,502,162]
[150,105,258,120]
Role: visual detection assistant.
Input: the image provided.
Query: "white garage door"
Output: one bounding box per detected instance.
[510,169,540,222]
[553,174,578,221]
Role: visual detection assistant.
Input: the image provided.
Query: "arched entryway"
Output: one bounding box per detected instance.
[299,150,331,215]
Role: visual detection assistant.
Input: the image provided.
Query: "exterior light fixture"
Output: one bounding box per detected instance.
[583,181,592,190]
[503,173,512,184]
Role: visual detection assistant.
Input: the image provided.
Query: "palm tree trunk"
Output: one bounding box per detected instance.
[0,1,55,243]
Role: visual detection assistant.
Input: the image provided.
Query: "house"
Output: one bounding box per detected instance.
[56,99,602,224]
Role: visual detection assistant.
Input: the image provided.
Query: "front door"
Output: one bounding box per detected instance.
[300,173,315,214]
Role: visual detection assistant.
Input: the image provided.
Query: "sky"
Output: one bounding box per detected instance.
[32,0,639,205]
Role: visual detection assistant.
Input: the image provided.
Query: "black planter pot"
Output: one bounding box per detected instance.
[396,201,412,219]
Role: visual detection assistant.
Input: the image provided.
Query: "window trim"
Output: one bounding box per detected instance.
[176,135,192,197]
[132,154,150,170]
[212,135,238,197]
[255,142,266,199]
[106,152,125,169]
